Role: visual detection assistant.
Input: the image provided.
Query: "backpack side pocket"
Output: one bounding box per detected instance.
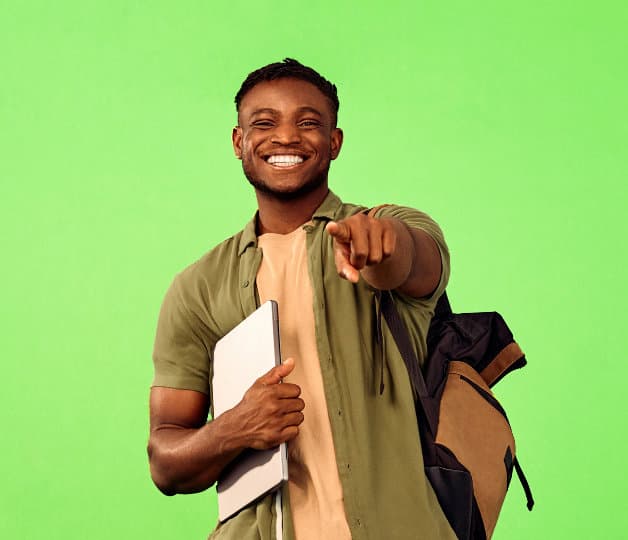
[436,361,515,539]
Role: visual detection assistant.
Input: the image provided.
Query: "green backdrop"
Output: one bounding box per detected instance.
[2,1,626,538]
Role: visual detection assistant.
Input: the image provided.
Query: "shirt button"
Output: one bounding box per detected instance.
[356,518,362,527]
[242,280,249,288]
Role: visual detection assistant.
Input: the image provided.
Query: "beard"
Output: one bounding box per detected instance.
[241,155,331,202]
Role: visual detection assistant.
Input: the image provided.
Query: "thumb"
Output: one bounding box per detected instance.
[259,357,295,385]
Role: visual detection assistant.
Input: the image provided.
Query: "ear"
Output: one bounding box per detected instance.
[330,128,343,160]
[232,126,243,159]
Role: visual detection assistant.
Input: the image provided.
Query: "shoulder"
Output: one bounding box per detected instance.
[374,204,440,226]
[374,204,447,248]
[178,234,241,277]
[158,229,249,343]
[173,232,244,297]
[337,201,446,239]
[335,200,367,220]
[335,199,437,224]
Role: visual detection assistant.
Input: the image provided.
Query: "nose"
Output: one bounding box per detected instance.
[270,122,301,145]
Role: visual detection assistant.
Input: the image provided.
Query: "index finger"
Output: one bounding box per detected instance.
[274,383,302,399]
[325,221,351,243]
[257,357,295,385]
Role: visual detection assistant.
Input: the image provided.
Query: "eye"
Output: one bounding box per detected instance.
[299,119,322,128]
[251,120,274,129]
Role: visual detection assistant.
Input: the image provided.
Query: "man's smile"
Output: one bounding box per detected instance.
[263,153,308,168]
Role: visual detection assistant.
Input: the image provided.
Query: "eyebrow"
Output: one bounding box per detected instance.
[249,106,324,117]
[250,108,279,116]
[296,106,323,116]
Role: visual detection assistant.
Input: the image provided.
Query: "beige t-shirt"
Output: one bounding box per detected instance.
[257,225,352,540]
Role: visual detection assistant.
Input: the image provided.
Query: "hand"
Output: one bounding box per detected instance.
[325,214,398,283]
[233,358,305,450]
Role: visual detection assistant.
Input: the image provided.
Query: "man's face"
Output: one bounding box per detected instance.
[232,78,343,201]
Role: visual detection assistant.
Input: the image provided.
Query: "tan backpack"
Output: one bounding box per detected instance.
[378,290,534,539]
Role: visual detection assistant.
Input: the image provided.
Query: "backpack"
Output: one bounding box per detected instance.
[377,290,534,540]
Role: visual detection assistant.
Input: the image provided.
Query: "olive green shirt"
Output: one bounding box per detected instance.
[152,191,456,540]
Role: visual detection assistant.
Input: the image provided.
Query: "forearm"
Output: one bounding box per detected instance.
[148,408,246,495]
[361,219,442,297]
[148,364,303,496]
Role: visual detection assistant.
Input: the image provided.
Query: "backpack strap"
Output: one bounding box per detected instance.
[514,458,535,511]
[379,290,439,437]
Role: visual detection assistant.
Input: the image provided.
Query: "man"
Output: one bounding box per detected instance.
[149,58,456,540]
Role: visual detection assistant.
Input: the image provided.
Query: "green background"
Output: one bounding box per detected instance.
[1,1,626,538]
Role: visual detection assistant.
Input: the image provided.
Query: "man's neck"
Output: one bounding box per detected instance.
[255,186,329,235]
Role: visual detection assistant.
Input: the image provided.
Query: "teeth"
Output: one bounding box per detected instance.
[266,154,304,166]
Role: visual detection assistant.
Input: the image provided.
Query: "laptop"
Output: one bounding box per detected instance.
[212,300,288,522]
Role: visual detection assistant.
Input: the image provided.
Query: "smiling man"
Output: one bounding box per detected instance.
[148,59,456,540]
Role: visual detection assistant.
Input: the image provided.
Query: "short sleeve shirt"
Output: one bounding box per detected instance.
[152,191,456,540]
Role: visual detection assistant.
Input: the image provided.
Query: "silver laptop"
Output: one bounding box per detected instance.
[212,300,288,522]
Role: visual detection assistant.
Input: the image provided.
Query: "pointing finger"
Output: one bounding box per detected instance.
[325,221,351,243]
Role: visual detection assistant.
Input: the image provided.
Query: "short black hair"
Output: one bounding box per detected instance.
[234,58,339,122]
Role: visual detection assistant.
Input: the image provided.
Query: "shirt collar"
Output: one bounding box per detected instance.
[237,190,343,256]
[312,189,343,221]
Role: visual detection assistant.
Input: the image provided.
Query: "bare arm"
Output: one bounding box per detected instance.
[325,214,442,298]
[148,358,304,495]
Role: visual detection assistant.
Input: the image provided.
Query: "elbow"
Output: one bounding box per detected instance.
[155,480,176,497]
[151,469,177,497]
[147,439,177,496]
